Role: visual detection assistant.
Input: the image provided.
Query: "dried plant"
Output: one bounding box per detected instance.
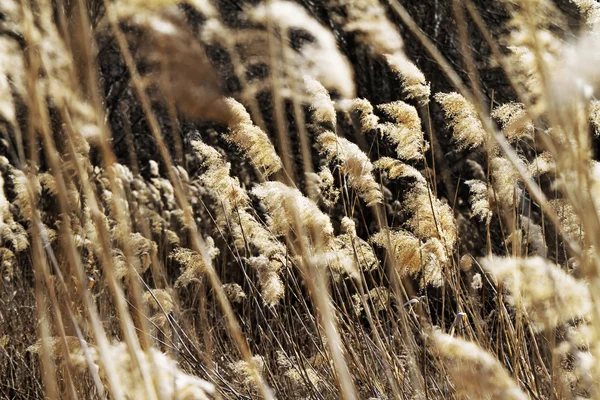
[432,331,528,400]
[6,0,600,399]
[465,179,492,222]
[491,103,534,142]
[571,0,600,27]
[435,92,487,149]
[222,98,283,177]
[404,184,457,248]
[317,131,383,207]
[377,101,429,160]
[374,157,426,184]
[100,342,216,399]
[334,0,429,102]
[384,54,431,104]
[248,1,355,98]
[371,228,445,287]
[490,156,524,209]
[252,181,334,250]
[481,256,592,330]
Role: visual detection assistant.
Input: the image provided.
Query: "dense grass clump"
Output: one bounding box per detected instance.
[2,0,600,399]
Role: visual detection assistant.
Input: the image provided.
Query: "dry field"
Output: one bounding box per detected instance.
[1,0,600,399]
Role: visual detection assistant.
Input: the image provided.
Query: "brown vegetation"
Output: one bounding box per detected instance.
[1,0,600,399]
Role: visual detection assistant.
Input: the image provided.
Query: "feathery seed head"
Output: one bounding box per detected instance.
[405,184,457,248]
[222,98,283,177]
[481,256,592,330]
[374,157,426,184]
[317,131,383,206]
[433,331,528,400]
[377,101,428,160]
[249,1,355,98]
[340,98,380,132]
[492,103,534,142]
[252,181,334,250]
[465,179,492,222]
[435,92,487,149]
[304,76,337,127]
[491,156,524,209]
[384,54,431,104]
[222,283,247,304]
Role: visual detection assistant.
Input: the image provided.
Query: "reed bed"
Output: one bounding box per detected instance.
[1,0,600,399]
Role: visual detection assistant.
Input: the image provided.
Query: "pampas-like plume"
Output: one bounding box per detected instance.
[0,212,29,252]
[433,331,528,400]
[331,230,378,277]
[142,289,174,315]
[421,238,447,287]
[528,152,555,177]
[142,289,174,334]
[30,338,215,399]
[103,342,215,400]
[296,246,358,281]
[0,247,15,282]
[304,76,337,127]
[519,215,547,257]
[551,199,583,240]
[377,101,429,160]
[506,45,546,99]
[384,54,431,105]
[306,166,340,208]
[0,37,24,126]
[405,184,457,248]
[1,160,30,252]
[317,131,383,207]
[112,233,157,279]
[570,0,600,28]
[341,0,404,55]
[374,157,426,184]
[130,232,158,272]
[491,156,523,209]
[28,336,86,360]
[247,255,285,307]
[340,216,356,238]
[191,140,250,212]
[222,98,282,177]
[230,355,266,389]
[252,181,334,250]
[336,0,430,102]
[491,103,534,142]
[371,228,445,287]
[222,283,247,304]
[191,140,287,305]
[249,1,355,98]
[11,168,40,222]
[332,217,378,274]
[435,92,487,149]
[340,98,380,133]
[234,209,287,262]
[171,238,219,287]
[192,141,286,306]
[472,273,483,290]
[481,256,592,330]
[590,100,600,136]
[465,179,492,222]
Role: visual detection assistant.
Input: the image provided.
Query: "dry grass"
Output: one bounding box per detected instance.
[1,0,600,399]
